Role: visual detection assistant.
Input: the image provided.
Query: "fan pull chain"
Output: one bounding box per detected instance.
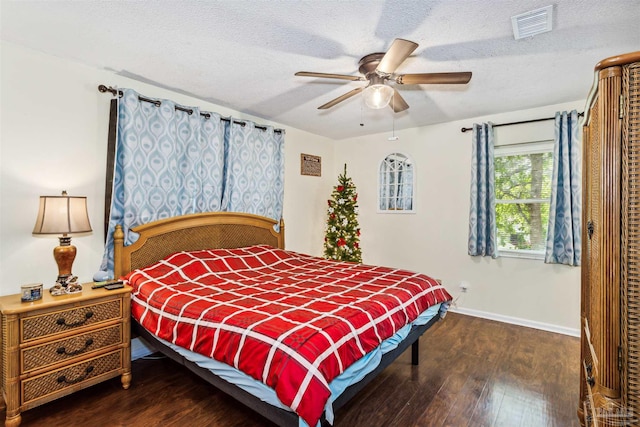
[388,93,398,141]
[393,95,395,135]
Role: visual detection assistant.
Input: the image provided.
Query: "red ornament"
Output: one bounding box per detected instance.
[330,214,336,219]
[327,200,332,206]
[354,194,358,201]
[337,185,344,192]
[337,238,346,247]
[354,242,359,248]
[357,229,361,236]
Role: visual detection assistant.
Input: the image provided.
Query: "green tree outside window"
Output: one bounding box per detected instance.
[495,145,553,253]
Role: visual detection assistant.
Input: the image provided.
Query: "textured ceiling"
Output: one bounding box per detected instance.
[1,0,639,140]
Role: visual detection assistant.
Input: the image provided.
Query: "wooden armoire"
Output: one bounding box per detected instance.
[580,51,640,427]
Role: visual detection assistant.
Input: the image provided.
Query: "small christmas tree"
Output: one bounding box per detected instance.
[324,164,362,263]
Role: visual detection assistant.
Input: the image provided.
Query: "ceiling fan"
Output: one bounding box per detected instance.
[295,38,472,112]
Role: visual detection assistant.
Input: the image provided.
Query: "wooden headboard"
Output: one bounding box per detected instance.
[113,212,285,278]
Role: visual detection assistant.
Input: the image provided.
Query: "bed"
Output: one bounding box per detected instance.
[113,212,451,427]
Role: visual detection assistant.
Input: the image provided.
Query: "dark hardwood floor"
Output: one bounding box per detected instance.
[7,312,581,427]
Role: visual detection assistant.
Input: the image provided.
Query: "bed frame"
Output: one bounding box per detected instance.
[114,212,440,426]
[113,212,285,279]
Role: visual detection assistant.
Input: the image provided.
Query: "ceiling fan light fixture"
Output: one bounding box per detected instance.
[296,38,472,112]
[363,84,394,109]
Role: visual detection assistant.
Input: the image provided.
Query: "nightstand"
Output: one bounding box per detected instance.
[0,284,131,427]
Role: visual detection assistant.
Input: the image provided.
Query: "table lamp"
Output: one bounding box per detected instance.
[32,191,92,287]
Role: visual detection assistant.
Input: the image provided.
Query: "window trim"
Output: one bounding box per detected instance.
[494,140,554,155]
[377,152,416,214]
[494,139,554,259]
[499,248,546,260]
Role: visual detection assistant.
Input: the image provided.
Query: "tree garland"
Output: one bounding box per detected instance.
[323,164,362,263]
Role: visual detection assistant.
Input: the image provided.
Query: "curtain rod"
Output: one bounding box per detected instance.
[460,111,584,133]
[98,85,284,134]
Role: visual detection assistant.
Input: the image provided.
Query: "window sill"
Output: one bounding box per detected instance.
[376,209,416,214]
[498,249,545,261]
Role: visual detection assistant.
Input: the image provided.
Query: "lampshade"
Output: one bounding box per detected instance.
[33,191,92,290]
[33,191,92,235]
[363,84,394,109]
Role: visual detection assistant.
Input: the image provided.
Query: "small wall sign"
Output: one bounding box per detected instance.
[301,153,321,177]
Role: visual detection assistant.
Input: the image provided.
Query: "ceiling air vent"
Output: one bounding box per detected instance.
[511,5,553,40]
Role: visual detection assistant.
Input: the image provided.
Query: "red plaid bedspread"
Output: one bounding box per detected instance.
[126,245,451,426]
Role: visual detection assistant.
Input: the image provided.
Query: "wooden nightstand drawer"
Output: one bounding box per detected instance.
[21,324,123,373]
[1,286,131,426]
[21,299,122,342]
[21,349,123,406]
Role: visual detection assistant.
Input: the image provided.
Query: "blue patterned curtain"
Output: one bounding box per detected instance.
[100,89,225,273]
[545,110,581,266]
[468,123,497,258]
[221,120,285,222]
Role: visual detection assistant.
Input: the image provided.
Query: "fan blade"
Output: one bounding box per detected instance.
[318,87,364,109]
[376,38,419,74]
[398,72,472,85]
[390,89,409,113]
[295,71,364,81]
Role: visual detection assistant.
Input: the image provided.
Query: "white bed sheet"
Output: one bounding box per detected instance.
[156,302,446,426]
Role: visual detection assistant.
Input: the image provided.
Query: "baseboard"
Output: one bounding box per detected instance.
[131,336,155,360]
[448,306,580,337]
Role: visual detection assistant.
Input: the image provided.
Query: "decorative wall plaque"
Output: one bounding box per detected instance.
[301,153,321,177]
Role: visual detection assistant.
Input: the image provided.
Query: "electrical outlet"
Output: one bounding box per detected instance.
[459,281,470,293]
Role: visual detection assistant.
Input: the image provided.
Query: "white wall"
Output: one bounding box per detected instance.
[334,101,585,333]
[0,41,335,295]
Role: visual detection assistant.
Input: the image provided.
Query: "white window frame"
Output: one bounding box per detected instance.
[494,140,554,260]
[377,152,415,214]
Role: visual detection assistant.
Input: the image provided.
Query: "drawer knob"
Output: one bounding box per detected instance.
[57,366,94,385]
[56,311,93,327]
[56,338,94,356]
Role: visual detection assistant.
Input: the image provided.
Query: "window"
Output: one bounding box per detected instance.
[494,141,553,258]
[378,153,414,212]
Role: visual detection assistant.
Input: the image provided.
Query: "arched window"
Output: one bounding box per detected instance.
[378,153,414,212]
